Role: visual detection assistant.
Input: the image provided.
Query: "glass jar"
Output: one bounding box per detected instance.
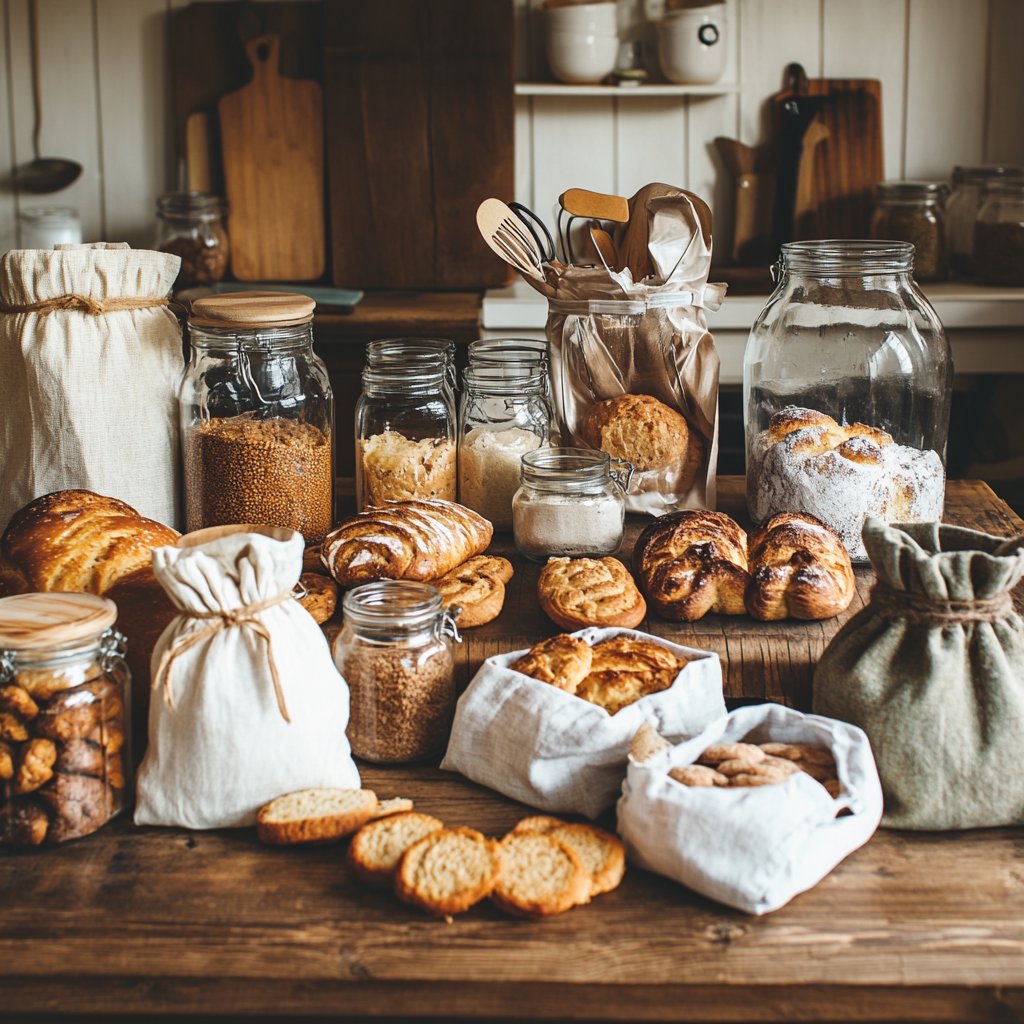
[18,206,82,248]
[459,364,551,530]
[181,292,334,543]
[365,337,457,401]
[945,165,1022,276]
[355,362,456,511]
[744,240,952,562]
[334,581,458,763]
[512,447,630,561]
[974,180,1024,287]
[870,180,947,281]
[156,191,229,289]
[0,593,130,848]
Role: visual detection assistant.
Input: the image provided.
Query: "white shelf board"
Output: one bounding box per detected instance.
[515,82,740,97]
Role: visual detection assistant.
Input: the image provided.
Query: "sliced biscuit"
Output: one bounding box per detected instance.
[491,832,591,918]
[395,827,501,917]
[537,557,646,631]
[511,634,593,694]
[549,823,625,897]
[256,788,379,845]
[347,812,444,886]
[435,555,513,628]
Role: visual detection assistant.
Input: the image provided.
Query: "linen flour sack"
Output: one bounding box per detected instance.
[135,525,359,829]
[814,517,1024,830]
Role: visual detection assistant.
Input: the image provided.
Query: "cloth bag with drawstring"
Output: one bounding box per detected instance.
[135,526,359,829]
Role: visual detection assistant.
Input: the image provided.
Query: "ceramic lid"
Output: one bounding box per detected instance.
[188,290,315,329]
[0,592,118,651]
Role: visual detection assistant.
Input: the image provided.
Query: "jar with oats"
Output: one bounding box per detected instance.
[355,362,456,511]
[181,292,334,543]
[333,581,459,764]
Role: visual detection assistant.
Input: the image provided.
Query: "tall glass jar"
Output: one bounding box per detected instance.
[870,180,947,281]
[512,447,630,561]
[945,165,1022,276]
[355,363,456,510]
[0,593,130,848]
[974,180,1024,287]
[18,206,82,248]
[333,581,458,763]
[156,192,229,289]
[181,292,334,543]
[459,364,550,530]
[744,240,952,561]
[364,337,457,401]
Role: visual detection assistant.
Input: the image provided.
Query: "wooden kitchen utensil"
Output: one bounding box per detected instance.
[184,111,215,194]
[590,222,618,273]
[715,137,775,265]
[218,32,325,281]
[476,199,545,283]
[558,188,630,223]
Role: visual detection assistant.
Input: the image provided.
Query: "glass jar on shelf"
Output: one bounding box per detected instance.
[459,364,551,530]
[945,165,1022,276]
[364,337,457,401]
[870,180,947,281]
[18,206,81,248]
[156,191,229,289]
[973,179,1024,287]
[333,581,459,764]
[743,240,952,562]
[355,362,456,511]
[512,447,630,561]
[181,292,334,543]
[0,593,130,848]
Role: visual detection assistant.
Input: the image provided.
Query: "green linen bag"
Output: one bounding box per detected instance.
[813,516,1024,830]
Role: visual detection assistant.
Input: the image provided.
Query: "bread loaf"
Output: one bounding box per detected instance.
[632,510,749,621]
[321,499,493,586]
[537,556,646,630]
[744,512,855,621]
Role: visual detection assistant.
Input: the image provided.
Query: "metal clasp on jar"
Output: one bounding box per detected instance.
[440,607,463,645]
[99,629,128,671]
[610,457,634,493]
[0,650,14,683]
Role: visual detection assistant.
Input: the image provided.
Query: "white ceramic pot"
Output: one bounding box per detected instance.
[658,3,727,85]
[544,2,617,35]
[544,6,619,85]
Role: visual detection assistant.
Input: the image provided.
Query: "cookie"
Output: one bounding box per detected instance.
[491,832,590,918]
[630,721,671,763]
[256,788,379,845]
[549,823,626,897]
[668,763,729,787]
[758,741,836,768]
[698,742,766,766]
[347,812,444,886]
[395,827,501,917]
[537,557,646,631]
[511,634,593,694]
[435,555,513,628]
[297,573,338,625]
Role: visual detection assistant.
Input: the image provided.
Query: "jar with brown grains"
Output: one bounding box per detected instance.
[181,292,334,543]
[156,192,229,289]
[333,581,460,764]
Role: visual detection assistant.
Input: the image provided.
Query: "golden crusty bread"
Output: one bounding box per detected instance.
[537,556,646,631]
[434,555,513,628]
[321,499,493,586]
[575,634,686,714]
[744,512,854,621]
[297,572,338,625]
[256,788,380,845]
[395,827,502,917]
[632,510,749,621]
[491,831,591,918]
[347,811,444,887]
[510,633,593,694]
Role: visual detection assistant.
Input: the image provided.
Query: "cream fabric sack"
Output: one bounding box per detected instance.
[135,526,359,829]
[0,242,182,528]
[617,703,883,915]
[440,627,725,819]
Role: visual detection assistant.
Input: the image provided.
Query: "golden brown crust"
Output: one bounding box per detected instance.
[633,510,749,621]
[14,737,57,794]
[511,634,593,694]
[435,555,513,628]
[347,812,444,887]
[509,815,567,835]
[537,557,646,631]
[395,827,502,917]
[491,832,591,918]
[549,823,626,897]
[297,573,338,625]
[575,636,686,714]
[256,789,380,845]
[745,512,855,621]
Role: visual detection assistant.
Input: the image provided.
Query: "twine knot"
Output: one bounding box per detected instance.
[0,293,169,316]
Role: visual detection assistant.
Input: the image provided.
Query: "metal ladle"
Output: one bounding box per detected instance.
[14,0,82,194]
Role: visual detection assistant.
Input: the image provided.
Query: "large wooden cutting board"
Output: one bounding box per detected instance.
[219,32,325,281]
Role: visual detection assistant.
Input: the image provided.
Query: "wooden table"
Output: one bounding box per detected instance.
[3,480,1024,1023]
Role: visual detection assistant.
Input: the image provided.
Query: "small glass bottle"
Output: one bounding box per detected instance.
[364,337,457,401]
[334,581,459,764]
[974,179,1024,287]
[459,364,551,530]
[355,363,456,511]
[513,447,630,561]
[18,206,82,248]
[945,165,1022,276]
[156,191,229,289]
[870,180,947,281]
[0,593,130,848]
[181,292,334,543]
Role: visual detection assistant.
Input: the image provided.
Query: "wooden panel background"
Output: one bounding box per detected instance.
[0,0,1022,258]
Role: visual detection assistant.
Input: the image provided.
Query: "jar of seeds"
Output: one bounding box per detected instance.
[870,180,948,281]
[333,581,459,764]
[156,192,229,289]
[181,292,334,543]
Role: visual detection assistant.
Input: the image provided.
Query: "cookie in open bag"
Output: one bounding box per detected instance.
[814,517,1024,830]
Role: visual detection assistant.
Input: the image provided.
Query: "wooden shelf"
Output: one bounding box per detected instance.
[515,82,740,97]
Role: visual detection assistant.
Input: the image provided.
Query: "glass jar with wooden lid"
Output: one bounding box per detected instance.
[0,593,130,848]
[181,291,334,543]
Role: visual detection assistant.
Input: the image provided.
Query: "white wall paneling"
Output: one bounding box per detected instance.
[0,2,17,254]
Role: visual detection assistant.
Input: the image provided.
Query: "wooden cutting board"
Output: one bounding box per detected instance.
[219,32,325,281]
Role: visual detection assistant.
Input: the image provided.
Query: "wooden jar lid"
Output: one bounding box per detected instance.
[189,291,316,329]
[0,593,118,651]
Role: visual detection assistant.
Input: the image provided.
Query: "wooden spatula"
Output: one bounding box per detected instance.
[476,198,545,283]
[558,188,630,223]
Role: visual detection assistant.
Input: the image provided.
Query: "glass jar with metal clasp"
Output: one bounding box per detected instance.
[512,446,632,561]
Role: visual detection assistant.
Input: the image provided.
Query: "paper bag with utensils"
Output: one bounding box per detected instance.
[538,184,725,514]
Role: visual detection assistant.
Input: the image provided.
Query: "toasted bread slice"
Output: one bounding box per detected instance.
[395,827,501,917]
[369,797,415,820]
[491,832,591,918]
[509,814,567,836]
[549,823,626,897]
[256,788,378,845]
[347,812,444,886]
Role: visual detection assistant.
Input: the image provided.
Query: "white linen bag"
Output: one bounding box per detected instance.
[440,627,725,818]
[0,243,183,528]
[135,526,359,829]
[617,703,883,915]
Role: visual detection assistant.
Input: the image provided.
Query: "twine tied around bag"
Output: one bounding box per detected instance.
[153,590,294,722]
[0,294,169,316]
[870,580,1014,623]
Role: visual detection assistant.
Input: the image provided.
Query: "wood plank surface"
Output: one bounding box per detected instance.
[3,479,1023,1022]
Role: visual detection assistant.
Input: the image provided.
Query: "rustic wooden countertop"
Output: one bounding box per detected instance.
[3,479,1023,1023]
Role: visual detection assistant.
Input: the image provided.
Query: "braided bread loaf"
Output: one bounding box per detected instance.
[321,499,493,586]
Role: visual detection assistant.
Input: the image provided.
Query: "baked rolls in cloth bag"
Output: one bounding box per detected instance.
[537,185,724,514]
